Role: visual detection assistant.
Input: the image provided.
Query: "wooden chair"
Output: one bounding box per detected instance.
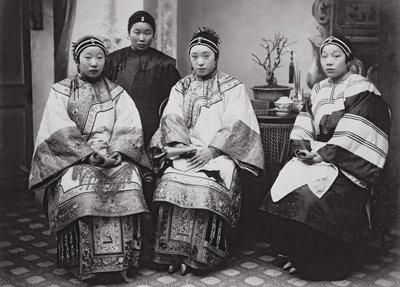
[364,105,394,253]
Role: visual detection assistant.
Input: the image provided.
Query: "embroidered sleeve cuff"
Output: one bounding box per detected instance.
[208,146,222,158]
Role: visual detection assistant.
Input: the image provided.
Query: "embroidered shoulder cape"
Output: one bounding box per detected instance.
[29,76,151,191]
[150,70,264,176]
[149,71,264,227]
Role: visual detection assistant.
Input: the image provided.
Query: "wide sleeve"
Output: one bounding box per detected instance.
[317,81,391,185]
[208,84,264,176]
[29,87,94,191]
[290,85,318,151]
[108,90,151,169]
[149,82,190,151]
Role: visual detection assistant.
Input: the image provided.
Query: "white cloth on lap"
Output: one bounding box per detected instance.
[271,158,338,202]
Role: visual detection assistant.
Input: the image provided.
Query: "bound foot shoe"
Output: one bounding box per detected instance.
[180,263,189,276]
[168,264,176,274]
[274,254,289,268]
[289,267,298,274]
[81,273,96,282]
[283,261,292,271]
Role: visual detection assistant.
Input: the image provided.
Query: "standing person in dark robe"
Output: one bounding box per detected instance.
[104,10,180,267]
[260,35,391,281]
[104,10,181,213]
[104,10,181,147]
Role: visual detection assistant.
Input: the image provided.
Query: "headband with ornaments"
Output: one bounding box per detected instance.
[188,27,221,57]
[72,35,107,63]
[320,35,354,61]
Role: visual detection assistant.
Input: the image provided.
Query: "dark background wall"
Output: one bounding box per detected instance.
[374,0,400,229]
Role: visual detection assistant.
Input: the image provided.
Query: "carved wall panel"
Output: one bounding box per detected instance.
[307,0,379,88]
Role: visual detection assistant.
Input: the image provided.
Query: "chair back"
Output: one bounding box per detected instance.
[159,98,169,117]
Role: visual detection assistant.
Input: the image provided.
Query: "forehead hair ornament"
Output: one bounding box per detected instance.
[128,10,156,33]
[319,36,354,61]
[72,35,107,63]
[188,27,221,57]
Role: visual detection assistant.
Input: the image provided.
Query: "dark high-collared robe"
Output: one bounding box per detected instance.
[104,47,181,146]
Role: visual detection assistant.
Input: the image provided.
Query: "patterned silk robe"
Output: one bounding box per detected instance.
[149,71,264,269]
[29,75,151,278]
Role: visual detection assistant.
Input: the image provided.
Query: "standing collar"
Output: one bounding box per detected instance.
[195,69,218,81]
[327,71,352,84]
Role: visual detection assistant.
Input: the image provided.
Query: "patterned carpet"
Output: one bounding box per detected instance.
[1,192,400,287]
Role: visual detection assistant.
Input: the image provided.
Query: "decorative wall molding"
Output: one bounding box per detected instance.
[333,0,379,42]
[312,0,334,41]
[307,0,380,88]
[312,0,334,28]
[306,0,334,88]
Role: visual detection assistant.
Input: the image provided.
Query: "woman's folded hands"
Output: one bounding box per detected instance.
[295,149,323,165]
[86,151,122,168]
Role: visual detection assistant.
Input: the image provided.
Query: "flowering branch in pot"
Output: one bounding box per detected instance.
[251,32,294,87]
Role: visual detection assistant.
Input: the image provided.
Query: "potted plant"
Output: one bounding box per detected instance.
[251,32,293,103]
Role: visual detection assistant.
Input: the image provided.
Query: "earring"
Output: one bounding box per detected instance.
[127,36,131,40]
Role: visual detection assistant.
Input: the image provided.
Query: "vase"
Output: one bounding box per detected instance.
[251,85,292,103]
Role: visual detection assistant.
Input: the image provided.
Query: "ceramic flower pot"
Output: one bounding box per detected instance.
[251,85,292,102]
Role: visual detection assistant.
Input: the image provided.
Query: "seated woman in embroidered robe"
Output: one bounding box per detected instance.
[28,36,151,281]
[260,35,391,281]
[148,27,264,276]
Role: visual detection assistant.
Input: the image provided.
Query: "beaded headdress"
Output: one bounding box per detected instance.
[320,35,354,61]
[72,35,107,63]
[188,27,221,58]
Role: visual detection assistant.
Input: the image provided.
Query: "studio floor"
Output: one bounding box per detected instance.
[1,192,400,287]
